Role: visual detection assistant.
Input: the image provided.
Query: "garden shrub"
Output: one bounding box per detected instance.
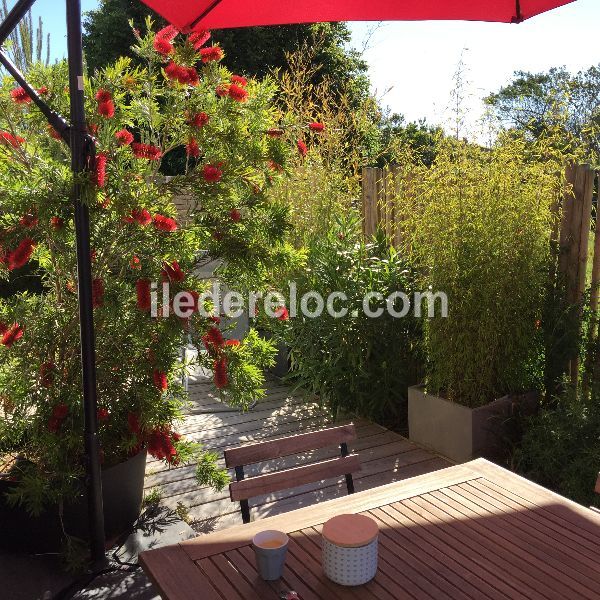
[271,214,423,427]
[515,386,600,507]
[0,21,297,516]
[403,133,566,408]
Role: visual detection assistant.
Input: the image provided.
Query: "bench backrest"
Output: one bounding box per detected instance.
[224,423,360,523]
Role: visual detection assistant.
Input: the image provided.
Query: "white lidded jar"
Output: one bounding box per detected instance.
[321,513,379,586]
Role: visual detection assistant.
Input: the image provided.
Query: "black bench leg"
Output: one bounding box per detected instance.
[340,442,355,494]
[235,465,252,523]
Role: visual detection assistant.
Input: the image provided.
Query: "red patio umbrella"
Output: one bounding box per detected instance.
[141,0,575,31]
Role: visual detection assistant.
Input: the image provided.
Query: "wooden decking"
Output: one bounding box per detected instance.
[144,373,451,534]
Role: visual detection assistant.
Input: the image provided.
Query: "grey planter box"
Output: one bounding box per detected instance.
[408,385,538,463]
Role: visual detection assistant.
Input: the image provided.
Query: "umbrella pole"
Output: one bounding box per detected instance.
[65,0,107,570]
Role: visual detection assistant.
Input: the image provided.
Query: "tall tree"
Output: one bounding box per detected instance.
[0,1,50,71]
[485,66,600,161]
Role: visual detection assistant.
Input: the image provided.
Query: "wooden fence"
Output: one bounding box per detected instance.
[361,164,599,390]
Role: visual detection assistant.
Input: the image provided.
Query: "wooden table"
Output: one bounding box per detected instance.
[140,459,600,599]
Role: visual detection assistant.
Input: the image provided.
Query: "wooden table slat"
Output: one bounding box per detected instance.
[139,546,221,600]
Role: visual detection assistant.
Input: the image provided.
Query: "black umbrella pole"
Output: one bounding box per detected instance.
[66,0,107,569]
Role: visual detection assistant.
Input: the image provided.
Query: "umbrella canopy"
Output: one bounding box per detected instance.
[141,0,575,31]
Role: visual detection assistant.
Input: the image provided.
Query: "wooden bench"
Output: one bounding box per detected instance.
[224,423,361,523]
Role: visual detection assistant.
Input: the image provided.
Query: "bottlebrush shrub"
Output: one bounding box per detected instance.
[0,21,289,516]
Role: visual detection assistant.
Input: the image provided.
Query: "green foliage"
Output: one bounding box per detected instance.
[272,214,422,426]
[515,386,600,507]
[142,486,162,507]
[0,23,293,515]
[404,133,566,407]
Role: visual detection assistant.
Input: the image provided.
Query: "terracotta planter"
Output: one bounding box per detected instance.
[408,386,538,463]
[0,449,147,553]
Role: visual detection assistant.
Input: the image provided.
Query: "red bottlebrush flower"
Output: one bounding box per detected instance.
[209,316,221,324]
[95,89,112,103]
[92,278,104,308]
[11,87,31,104]
[52,403,68,420]
[153,369,168,392]
[90,249,97,262]
[88,123,99,136]
[228,84,248,102]
[132,208,152,226]
[202,163,222,183]
[309,122,325,132]
[130,255,141,269]
[136,278,152,312]
[40,362,56,388]
[212,230,223,241]
[7,238,35,271]
[98,99,115,118]
[231,74,248,87]
[147,427,178,463]
[48,417,61,433]
[93,153,107,188]
[165,61,185,81]
[115,129,134,146]
[200,46,223,63]
[186,137,200,158]
[156,24,179,41]
[37,86,49,95]
[266,128,284,138]
[229,209,241,223]
[203,325,224,350]
[183,67,199,86]
[189,29,211,49]
[275,306,289,321]
[161,260,185,282]
[297,139,308,157]
[97,407,110,421]
[215,84,229,97]
[188,112,209,128]
[131,142,162,160]
[0,131,25,147]
[225,339,240,347]
[101,196,111,209]
[0,323,8,335]
[19,212,38,228]
[214,357,228,388]
[153,36,174,55]
[1,323,23,348]
[50,217,64,230]
[48,126,62,140]
[128,412,141,434]
[153,214,178,232]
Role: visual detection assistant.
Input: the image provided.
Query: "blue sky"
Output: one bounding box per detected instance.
[21,0,600,130]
